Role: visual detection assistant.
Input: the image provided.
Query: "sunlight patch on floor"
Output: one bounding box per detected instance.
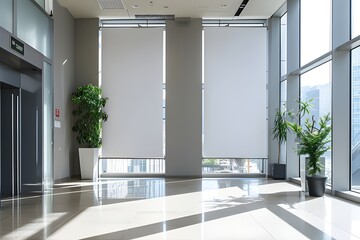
[48,187,249,239]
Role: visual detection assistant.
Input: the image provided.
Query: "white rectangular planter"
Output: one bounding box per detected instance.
[79,148,99,180]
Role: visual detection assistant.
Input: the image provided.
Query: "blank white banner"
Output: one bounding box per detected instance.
[203,27,267,158]
[102,28,164,157]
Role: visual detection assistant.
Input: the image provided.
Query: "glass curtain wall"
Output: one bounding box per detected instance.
[300,62,332,184]
[285,0,360,195]
[280,80,287,162]
[351,0,360,192]
[300,0,331,66]
[298,0,332,185]
[351,47,360,192]
[281,81,287,107]
[280,13,287,77]
[279,13,288,163]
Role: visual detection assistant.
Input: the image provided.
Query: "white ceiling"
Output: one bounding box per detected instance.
[57,0,286,19]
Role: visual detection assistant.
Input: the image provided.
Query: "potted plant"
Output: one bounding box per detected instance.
[72,84,108,179]
[271,107,288,179]
[287,101,331,197]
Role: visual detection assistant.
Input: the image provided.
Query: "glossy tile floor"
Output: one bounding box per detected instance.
[1,178,360,240]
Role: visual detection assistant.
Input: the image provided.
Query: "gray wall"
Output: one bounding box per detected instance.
[53,6,99,180]
[53,0,75,180]
[54,4,99,180]
[72,18,99,176]
[75,18,99,87]
[165,19,202,177]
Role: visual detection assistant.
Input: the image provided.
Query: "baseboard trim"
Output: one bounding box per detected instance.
[335,190,360,204]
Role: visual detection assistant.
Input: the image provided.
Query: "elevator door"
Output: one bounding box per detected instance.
[1,82,20,198]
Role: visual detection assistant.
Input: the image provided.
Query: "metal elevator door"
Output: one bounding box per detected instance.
[1,82,20,198]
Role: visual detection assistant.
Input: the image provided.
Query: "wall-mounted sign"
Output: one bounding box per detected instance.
[10,36,24,55]
[54,120,61,129]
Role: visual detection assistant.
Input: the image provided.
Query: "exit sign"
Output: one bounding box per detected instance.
[10,36,24,55]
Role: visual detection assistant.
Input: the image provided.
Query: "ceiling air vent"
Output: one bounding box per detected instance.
[97,0,124,10]
[135,15,175,20]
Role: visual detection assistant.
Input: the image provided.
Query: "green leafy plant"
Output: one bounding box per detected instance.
[203,159,219,165]
[287,100,331,177]
[272,101,311,165]
[72,84,108,148]
[272,107,288,164]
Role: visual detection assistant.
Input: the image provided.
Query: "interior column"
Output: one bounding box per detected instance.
[165,18,202,177]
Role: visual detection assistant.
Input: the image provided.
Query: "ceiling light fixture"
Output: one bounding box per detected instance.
[135,14,174,20]
[234,0,249,16]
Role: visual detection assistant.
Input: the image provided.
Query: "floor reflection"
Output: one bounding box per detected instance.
[96,179,166,200]
[0,178,359,240]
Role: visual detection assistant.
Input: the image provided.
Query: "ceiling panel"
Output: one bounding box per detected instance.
[240,0,286,19]
[57,0,286,19]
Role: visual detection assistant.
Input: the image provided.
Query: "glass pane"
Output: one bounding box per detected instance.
[43,62,53,190]
[202,159,264,174]
[351,47,360,192]
[0,0,13,33]
[301,0,331,66]
[300,62,332,185]
[352,0,360,38]
[34,0,45,9]
[17,0,51,58]
[281,13,287,76]
[280,80,287,162]
[281,80,287,107]
[100,159,165,175]
[97,179,165,199]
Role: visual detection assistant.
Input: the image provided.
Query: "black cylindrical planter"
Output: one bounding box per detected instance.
[306,176,327,197]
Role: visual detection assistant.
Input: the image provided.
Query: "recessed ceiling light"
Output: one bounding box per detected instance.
[132,4,139,8]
